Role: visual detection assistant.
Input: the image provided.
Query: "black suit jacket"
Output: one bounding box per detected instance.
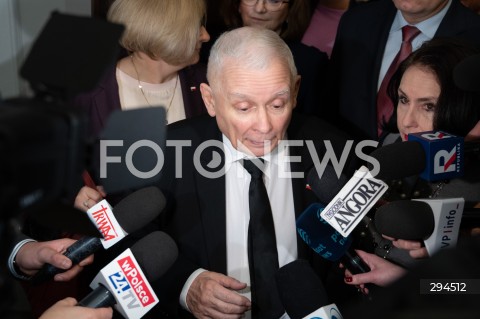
[148,113,355,318]
[329,0,480,140]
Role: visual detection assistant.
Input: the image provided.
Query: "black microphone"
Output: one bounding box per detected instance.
[275,259,342,319]
[78,231,178,318]
[368,141,426,181]
[375,198,465,256]
[32,186,165,283]
[375,200,435,240]
[306,164,348,204]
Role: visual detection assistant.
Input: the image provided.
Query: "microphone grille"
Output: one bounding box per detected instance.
[375,200,435,240]
[130,231,178,281]
[113,186,166,233]
[275,259,329,319]
[369,141,426,180]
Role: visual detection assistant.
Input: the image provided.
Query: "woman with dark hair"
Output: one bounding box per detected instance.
[344,38,480,293]
[217,0,329,116]
[387,37,480,140]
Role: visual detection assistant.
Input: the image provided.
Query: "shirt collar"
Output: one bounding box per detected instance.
[391,0,452,38]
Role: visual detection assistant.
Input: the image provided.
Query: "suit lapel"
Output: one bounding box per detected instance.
[193,122,227,273]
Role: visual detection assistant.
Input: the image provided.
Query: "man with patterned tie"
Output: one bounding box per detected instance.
[147,26,356,318]
[328,0,480,141]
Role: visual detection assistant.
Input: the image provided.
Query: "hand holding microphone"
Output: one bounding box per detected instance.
[342,250,407,294]
[32,186,165,284]
[12,238,94,281]
[79,231,178,319]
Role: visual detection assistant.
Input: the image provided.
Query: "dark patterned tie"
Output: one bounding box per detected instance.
[377,25,421,137]
[243,158,283,318]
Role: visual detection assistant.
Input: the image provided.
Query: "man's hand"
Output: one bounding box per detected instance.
[15,239,94,281]
[187,271,251,319]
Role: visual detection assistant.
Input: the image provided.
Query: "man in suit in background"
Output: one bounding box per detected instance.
[150,26,355,318]
[328,0,480,141]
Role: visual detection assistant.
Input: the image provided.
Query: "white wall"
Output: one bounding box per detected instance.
[0,0,91,99]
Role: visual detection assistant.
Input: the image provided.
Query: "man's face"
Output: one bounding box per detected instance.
[201,59,299,157]
[393,0,449,23]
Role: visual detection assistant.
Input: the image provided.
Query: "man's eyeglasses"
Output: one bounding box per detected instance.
[241,0,290,12]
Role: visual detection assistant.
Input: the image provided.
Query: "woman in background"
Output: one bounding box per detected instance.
[219,0,329,116]
[346,38,480,291]
[74,0,210,138]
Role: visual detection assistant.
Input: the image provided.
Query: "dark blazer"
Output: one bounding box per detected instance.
[73,63,209,138]
[328,0,480,140]
[147,113,356,318]
[288,41,329,116]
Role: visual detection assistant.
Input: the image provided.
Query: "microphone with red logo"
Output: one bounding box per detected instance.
[78,230,178,319]
[370,131,464,182]
[32,186,165,284]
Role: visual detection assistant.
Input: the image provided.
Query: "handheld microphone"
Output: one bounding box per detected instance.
[306,164,348,205]
[407,131,464,182]
[275,259,343,319]
[78,230,178,319]
[297,203,370,275]
[32,186,165,283]
[375,198,465,256]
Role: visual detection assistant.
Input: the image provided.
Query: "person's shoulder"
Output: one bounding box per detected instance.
[167,114,218,141]
[345,0,393,16]
[288,41,328,61]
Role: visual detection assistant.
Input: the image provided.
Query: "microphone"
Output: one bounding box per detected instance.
[306,164,348,204]
[375,198,465,256]
[32,186,165,283]
[407,131,464,182]
[296,203,370,275]
[369,132,465,182]
[275,259,343,319]
[78,230,178,319]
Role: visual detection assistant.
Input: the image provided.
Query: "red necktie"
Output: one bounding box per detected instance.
[377,25,421,138]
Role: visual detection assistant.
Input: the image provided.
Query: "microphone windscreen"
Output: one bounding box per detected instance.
[275,259,329,319]
[307,165,348,204]
[375,200,435,240]
[296,203,352,262]
[368,141,426,180]
[113,186,165,233]
[130,231,178,281]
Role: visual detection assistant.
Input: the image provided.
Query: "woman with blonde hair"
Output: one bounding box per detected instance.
[74,0,210,137]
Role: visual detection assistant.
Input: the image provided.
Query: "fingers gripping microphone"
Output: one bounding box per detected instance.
[297,203,370,275]
[276,259,343,319]
[78,231,178,319]
[32,186,165,283]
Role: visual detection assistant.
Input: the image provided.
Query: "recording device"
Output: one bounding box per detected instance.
[31,186,165,283]
[79,231,178,319]
[306,164,348,205]
[297,203,370,275]
[375,198,465,256]
[276,259,343,319]
[407,131,464,182]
